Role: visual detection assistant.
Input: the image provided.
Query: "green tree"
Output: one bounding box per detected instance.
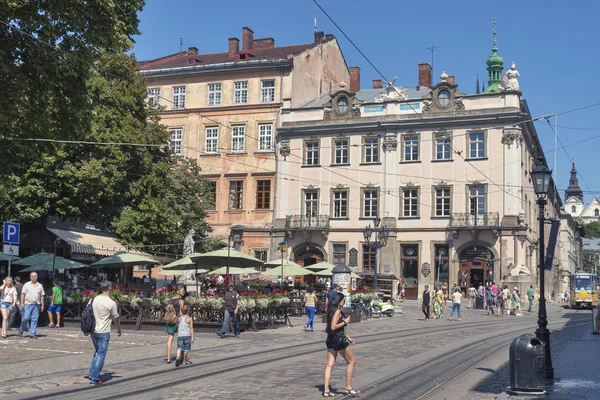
[583,221,600,238]
[581,249,598,273]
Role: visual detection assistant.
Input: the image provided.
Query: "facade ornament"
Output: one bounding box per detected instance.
[323,105,332,120]
[422,99,432,112]
[302,231,312,241]
[517,235,527,247]
[501,126,522,148]
[453,97,465,110]
[348,248,358,267]
[279,141,291,159]
[382,134,398,151]
[501,62,520,91]
[376,80,407,102]
[452,229,459,239]
[421,262,431,277]
[351,103,361,117]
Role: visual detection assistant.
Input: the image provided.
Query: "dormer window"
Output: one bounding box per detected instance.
[437,90,451,107]
[336,97,349,114]
[187,59,194,65]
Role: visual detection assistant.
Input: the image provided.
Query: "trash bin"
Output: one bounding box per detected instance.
[475,296,484,309]
[507,334,546,395]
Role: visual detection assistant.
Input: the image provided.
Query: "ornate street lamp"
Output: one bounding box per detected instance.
[531,157,554,380]
[363,217,389,290]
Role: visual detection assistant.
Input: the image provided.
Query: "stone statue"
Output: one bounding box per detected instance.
[377,78,407,102]
[183,229,196,255]
[501,62,520,91]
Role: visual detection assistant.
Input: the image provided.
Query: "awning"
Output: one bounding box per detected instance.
[48,228,126,256]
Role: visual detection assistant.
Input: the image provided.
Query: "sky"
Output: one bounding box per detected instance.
[132,0,600,204]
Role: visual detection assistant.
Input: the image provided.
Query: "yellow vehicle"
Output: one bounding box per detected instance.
[570,273,598,308]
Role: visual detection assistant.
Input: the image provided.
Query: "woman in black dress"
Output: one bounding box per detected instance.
[323,292,359,397]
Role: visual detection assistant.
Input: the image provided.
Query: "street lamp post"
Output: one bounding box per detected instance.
[531,157,555,380]
[363,216,390,290]
[226,226,244,286]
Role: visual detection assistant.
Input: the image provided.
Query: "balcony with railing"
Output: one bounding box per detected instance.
[285,215,330,230]
[449,212,500,228]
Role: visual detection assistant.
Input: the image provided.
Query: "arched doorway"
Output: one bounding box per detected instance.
[293,243,326,267]
[457,245,495,293]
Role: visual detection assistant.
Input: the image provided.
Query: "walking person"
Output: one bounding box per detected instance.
[323,292,359,397]
[502,285,511,315]
[165,285,185,363]
[175,305,194,367]
[449,289,462,321]
[496,288,504,317]
[0,277,17,338]
[433,286,443,319]
[441,282,448,308]
[422,285,432,321]
[325,283,339,309]
[87,281,121,385]
[468,285,476,309]
[303,286,318,332]
[486,286,495,316]
[47,279,63,328]
[8,276,24,330]
[19,272,45,339]
[217,284,240,339]
[513,288,523,316]
[527,285,534,312]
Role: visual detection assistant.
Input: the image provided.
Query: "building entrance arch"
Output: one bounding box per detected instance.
[292,243,326,267]
[457,244,496,294]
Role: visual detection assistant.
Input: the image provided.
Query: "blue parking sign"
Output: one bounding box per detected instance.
[3,222,20,244]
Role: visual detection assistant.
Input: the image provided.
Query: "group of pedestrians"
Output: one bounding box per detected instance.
[421,282,463,321]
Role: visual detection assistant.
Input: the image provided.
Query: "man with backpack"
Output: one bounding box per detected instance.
[86,281,121,385]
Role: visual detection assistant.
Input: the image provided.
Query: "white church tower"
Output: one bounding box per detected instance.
[565,161,584,217]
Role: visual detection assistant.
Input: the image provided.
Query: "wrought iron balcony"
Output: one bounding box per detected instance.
[449,212,500,228]
[285,214,330,230]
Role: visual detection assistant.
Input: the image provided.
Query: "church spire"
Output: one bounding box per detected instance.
[565,159,584,202]
[476,75,480,94]
[483,18,504,94]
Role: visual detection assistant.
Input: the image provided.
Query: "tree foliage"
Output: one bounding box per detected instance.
[583,221,600,238]
[0,2,214,253]
[581,249,598,274]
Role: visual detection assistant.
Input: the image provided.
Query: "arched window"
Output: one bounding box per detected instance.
[572,206,576,213]
[595,209,599,217]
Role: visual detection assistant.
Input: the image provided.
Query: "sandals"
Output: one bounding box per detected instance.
[323,392,336,397]
[345,388,360,396]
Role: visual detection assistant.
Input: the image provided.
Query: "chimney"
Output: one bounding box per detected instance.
[314,31,325,44]
[373,79,383,89]
[187,47,198,56]
[349,67,361,92]
[418,63,432,88]
[447,75,455,85]
[325,34,335,41]
[242,27,254,51]
[254,38,275,49]
[228,37,239,58]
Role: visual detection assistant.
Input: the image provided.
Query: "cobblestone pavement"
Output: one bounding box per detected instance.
[0,302,579,400]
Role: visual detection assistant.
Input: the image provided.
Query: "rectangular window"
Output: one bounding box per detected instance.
[362,244,377,271]
[261,80,276,102]
[259,124,273,151]
[208,83,222,106]
[469,186,486,215]
[403,135,419,161]
[229,181,243,210]
[205,127,219,153]
[303,190,319,217]
[207,181,217,210]
[332,190,348,218]
[401,245,419,290]
[435,134,451,160]
[435,187,451,217]
[172,86,186,109]
[402,188,419,217]
[333,138,349,164]
[256,180,271,209]
[234,81,248,104]
[363,189,378,218]
[364,137,379,163]
[232,126,245,152]
[469,132,485,158]
[304,141,319,165]
[333,244,347,266]
[434,245,449,285]
[147,88,160,105]
[254,250,268,263]
[169,128,183,156]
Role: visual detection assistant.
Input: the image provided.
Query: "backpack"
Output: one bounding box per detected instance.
[81,298,96,336]
[163,301,178,325]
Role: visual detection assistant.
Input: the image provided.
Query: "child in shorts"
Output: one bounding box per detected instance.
[175,305,194,367]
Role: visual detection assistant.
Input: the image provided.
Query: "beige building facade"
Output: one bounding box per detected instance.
[139,27,349,259]
[274,50,564,298]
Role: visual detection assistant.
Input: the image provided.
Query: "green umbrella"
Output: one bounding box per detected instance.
[305,262,337,272]
[313,269,361,279]
[162,253,205,270]
[89,251,158,268]
[156,267,208,276]
[208,267,260,275]
[0,254,20,262]
[262,264,313,277]
[264,258,298,267]
[190,248,263,269]
[19,257,87,272]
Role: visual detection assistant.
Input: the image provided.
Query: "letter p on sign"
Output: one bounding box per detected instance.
[3,222,20,245]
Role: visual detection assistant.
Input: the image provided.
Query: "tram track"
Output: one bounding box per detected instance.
[338,316,589,400]
[13,317,537,400]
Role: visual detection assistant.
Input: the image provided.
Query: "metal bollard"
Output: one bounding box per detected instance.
[593,306,600,334]
[507,334,546,395]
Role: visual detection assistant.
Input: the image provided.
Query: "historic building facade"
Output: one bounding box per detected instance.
[273,31,563,299]
[139,27,349,258]
[565,162,600,223]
